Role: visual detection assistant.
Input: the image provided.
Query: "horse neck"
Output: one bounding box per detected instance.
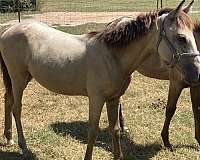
[116,25,158,76]
[194,31,200,51]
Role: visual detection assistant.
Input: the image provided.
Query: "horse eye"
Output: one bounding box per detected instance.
[177,36,187,44]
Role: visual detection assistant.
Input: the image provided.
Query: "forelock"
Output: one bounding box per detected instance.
[176,11,193,30]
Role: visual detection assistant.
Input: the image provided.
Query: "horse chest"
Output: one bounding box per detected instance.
[107,76,131,99]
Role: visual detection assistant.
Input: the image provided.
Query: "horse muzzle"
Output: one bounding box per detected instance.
[171,51,200,87]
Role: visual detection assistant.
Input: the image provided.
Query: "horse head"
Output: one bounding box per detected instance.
[157,0,200,86]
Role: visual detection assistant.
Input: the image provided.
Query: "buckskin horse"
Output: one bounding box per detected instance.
[0,0,199,159]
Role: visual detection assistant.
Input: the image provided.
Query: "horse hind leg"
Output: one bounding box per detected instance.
[4,73,32,147]
[4,90,14,145]
[11,72,32,157]
[0,50,31,150]
[0,51,14,145]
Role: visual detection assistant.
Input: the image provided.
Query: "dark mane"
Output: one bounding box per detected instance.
[89,8,193,48]
[87,31,100,38]
[96,12,158,48]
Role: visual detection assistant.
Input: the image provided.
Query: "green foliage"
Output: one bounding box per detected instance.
[0,0,37,13]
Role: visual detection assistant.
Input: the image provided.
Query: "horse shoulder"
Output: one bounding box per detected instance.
[86,41,125,97]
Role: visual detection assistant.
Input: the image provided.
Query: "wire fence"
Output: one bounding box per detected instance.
[0,0,200,27]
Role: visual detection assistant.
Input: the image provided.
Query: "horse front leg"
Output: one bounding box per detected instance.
[190,86,200,145]
[119,103,125,132]
[106,98,123,160]
[84,95,105,160]
[161,81,184,149]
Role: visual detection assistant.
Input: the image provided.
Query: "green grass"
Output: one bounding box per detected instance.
[0,0,200,24]
[39,0,156,12]
[0,12,17,24]
[38,0,200,12]
[55,23,105,34]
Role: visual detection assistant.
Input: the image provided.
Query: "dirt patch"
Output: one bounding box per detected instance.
[2,12,141,26]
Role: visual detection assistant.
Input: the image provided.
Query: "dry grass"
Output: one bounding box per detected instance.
[0,21,200,160]
[0,71,199,160]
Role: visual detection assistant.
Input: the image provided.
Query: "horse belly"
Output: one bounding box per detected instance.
[29,64,87,96]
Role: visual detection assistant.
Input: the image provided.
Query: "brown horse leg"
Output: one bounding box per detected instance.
[119,103,125,132]
[106,98,123,160]
[84,95,105,160]
[190,86,200,145]
[4,91,14,145]
[161,81,184,149]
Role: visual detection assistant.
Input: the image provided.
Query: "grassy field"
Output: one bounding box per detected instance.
[56,23,105,34]
[37,0,200,21]
[38,0,200,12]
[1,0,200,24]
[0,23,199,160]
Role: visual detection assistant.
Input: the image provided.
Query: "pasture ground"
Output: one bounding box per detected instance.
[0,0,200,159]
[0,69,198,160]
[1,0,200,25]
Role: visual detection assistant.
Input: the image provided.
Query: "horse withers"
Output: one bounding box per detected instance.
[0,0,199,159]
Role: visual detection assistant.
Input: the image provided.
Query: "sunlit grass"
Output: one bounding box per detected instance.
[0,69,199,159]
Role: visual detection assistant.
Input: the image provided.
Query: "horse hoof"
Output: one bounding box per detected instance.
[121,126,130,134]
[114,155,124,160]
[7,139,15,146]
[164,144,173,152]
[123,126,129,133]
[21,149,32,160]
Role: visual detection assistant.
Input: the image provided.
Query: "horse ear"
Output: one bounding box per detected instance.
[168,0,185,19]
[183,0,194,14]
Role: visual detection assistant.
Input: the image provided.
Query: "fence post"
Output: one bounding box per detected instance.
[157,0,159,9]
[16,0,21,22]
[157,0,163,9]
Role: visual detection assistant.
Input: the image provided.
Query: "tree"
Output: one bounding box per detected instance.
[0,0,37,13]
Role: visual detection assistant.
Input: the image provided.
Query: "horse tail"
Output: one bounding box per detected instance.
[0,25,12,95]
[0,51,12,95]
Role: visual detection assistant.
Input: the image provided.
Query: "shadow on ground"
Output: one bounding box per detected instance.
[50,121,162,160]
[172,144,199,151]
[0,150,21,160]
[0,147,38,160]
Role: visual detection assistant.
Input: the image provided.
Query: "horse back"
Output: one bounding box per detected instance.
[0,21,88,96]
